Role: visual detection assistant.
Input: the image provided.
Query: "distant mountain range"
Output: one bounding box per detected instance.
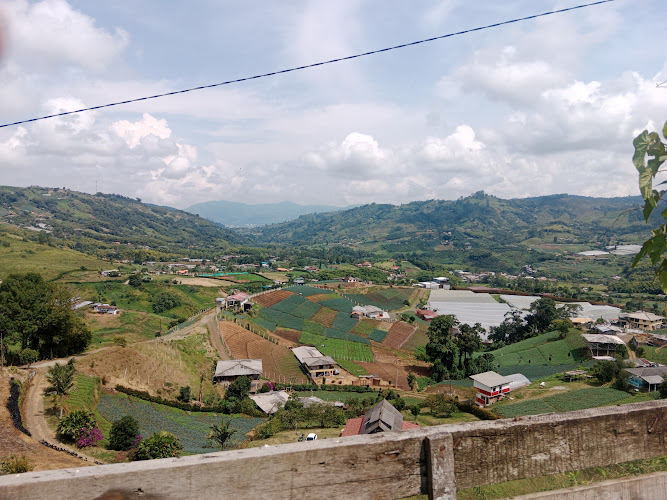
[238,192,651,248]
[185,200,357,227]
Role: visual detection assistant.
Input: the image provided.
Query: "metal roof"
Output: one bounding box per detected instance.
[361,400,403,434]
[470,371,512,388]
[582,334,625,345]
[213,359,262,378]
[249,391,290,414]
[292,346,336,368]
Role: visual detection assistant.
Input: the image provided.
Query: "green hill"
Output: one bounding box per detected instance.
[245,192,648,249]
[0,186,247,257]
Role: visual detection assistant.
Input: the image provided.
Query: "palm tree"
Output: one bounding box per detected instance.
[207,419,237,450]
[46,360,76,418]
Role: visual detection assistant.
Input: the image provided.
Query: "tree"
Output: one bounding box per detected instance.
[489,310,527,345]
[410,405,421,420]
[130,431,182,461]
[128,274,142,288]
[109,416,140,451]
[455,323,483,367]
[152,291,181,313]
[46,360,76,418]
[631,120,667,289]
[177,386,191,402]
[0,273,91,359]
[224,376,251,403]
[207,419,237,450]
[591,360,620,383]
[407,372,416,391]
[425,315,459,373]
[526,297,559,332]
[659,378,667,399]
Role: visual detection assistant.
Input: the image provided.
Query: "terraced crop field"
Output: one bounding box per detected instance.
[311,306,338,327]
[344,288,416,311]
[220,322,306,382]
[382,321,417,348]
[494,387,630,418]
[253,290,294,307]
[97,393,265,453]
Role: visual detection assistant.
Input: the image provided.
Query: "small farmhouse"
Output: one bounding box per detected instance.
[626,366,667,392]
[351,305,389,320]
[249,390,290,415]
[222,292,252,312]
[292,346,338,383]
[470,371,511,407]
[212,359,262,391]
[341,399,419,437]
[92,303,119,315]
[416,309,438,321]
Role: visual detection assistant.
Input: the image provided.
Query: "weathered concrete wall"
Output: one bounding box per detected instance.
[506,470,667,500]
[449,401,667,489]
[0,400,665,500]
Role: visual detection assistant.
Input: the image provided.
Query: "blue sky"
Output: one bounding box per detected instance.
[1,0,666,209]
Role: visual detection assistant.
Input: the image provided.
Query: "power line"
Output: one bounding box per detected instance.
[0,0,615,129]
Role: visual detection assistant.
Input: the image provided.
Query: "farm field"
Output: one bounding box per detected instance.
[299,331,374,362]
[284,285,332,296]
[479,331,587,368]
[494,387,630,418]
[253,289,294,307]
[220,321,306,383]
[86,310,165,346]
[382,321,417,348]
[96,393,265,453]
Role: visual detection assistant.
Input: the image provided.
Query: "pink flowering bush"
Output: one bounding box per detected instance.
[76,427,103,448]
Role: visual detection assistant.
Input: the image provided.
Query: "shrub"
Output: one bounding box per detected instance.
[19,349,39,366]
[56,410,96,442]
[109,416,140,451]
[658,378,667,399]
[76,427,103,448]
[130,431,183,461]
[177,386,191,402]
[152,291,182,313]
[0,455,34,474]
[113,336,127,347]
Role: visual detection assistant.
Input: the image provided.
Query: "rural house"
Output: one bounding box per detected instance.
[250,390,290,414]
[291,346,338,383]
[92,303,119,315]
[618,311,665,331]
[351,305,390,320]
[416,309,438,321]
[212,359,262,391]
[341,399,419,437]
[626,366,667,392]
[582,333,626,357]
[470,371,511,407]
[223,292,252,312]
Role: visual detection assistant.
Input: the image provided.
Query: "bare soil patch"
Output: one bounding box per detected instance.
[221,322,306,383]
[173,277,232,288]
[273,329,301,345]
[306,293,335,302]
[253,290,294,307]
[382,321,417,348]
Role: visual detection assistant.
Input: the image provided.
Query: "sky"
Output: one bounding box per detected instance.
[0,0,666,210]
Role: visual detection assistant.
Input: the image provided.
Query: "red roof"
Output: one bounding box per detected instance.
[341,417,419,437]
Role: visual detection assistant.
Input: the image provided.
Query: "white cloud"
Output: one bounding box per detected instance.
[113,113,171,149]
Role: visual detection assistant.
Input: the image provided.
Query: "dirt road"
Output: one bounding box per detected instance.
[22,370,102,464]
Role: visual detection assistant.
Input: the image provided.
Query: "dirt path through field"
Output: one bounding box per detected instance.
[23,370,102,464]
[206,312,231,361]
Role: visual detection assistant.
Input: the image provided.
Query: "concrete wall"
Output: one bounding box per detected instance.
[0,400,665,500]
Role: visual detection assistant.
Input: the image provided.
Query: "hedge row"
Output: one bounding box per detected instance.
[114,385,228,413]
[272,383,375,393]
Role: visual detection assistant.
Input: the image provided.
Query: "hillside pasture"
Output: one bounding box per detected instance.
[481,331,586,367]
[220,321,306,382]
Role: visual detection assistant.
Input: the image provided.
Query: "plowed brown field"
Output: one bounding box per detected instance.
[311,307,337,327]
[273,329,301,345]
[382,321,417,348]
[253,289,294,307]
[220,322,306,383]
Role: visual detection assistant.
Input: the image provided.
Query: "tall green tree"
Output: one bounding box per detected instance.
[425,315,459,374]
[0,273,91,359]
[456,323,483,366]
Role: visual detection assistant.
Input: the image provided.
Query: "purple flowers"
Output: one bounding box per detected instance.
[76,427,103,448]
